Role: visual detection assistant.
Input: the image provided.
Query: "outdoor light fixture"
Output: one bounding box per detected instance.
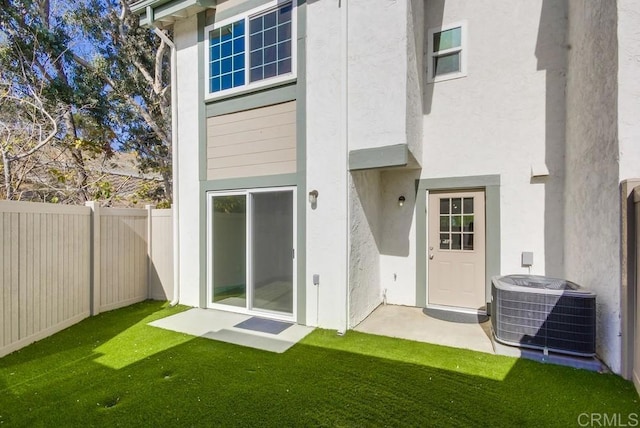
[398,196,406,207]
[309,190,318,205]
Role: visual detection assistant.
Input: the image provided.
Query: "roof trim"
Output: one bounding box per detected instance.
[131,0,216,27]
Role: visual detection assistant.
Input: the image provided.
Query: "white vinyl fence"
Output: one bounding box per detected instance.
[0,200,173,358]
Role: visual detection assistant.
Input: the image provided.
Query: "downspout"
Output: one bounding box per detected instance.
[152,23,181,307]
[340,0,349,335]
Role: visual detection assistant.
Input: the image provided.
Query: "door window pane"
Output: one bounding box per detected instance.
[439,216,449,232]
[440,198,450,214]
[463,233,474,251]
[440,234,450,250]
[212,195,246,307]
[463,197,473,214]
[451,198,462,214]
[451,215,462,232]
[451,233,462,250]
[463,215,474,232]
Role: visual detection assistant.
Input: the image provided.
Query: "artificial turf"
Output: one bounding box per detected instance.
[0,301,637,427]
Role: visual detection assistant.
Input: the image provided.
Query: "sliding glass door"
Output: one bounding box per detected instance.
[211,194,247,308]
[251,191,294,313]
[208,188,295,318]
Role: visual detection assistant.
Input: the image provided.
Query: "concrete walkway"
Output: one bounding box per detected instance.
[354,304,494,354]
[150,308,314,353]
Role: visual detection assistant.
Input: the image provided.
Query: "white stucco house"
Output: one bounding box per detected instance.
[131,0,640,379]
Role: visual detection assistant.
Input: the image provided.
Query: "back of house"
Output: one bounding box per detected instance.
[131,0,640,384]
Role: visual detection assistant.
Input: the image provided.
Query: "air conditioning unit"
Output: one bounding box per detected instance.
[491,275,596,357]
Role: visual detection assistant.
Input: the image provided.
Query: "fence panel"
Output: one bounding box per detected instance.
[98,208,148,312]
[0,201,91,358]
[149,209,173,301]
[0,201,174,358]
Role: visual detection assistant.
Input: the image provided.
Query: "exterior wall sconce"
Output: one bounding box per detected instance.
[309,190,319,205]
[398,196,406,207]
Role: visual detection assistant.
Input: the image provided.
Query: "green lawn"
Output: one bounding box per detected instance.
[0,301,637,427]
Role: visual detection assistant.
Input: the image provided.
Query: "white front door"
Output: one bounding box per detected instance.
[428,190,486,312]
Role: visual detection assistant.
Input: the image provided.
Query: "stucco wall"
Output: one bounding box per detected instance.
[305,0,348,330]
[406,0,424,161]
[421,0,567,280]
[379,169,420,306]
[348,0,408,152]
[349,170,383,327]
[617,0,640,181]
[565,0,620,373]
[174,15,201,307]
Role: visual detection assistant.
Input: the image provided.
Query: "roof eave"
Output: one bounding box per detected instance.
[131,0,216,28]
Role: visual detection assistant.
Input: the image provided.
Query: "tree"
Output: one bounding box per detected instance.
[0,0,103,203]
[71,0,173,199]
[0,77,58,199]
[0,0,173,205]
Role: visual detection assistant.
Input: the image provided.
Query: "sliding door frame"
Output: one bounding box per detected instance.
[206,186,297,321]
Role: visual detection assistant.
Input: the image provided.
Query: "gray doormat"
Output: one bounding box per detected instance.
[234,317,294,335]
[423,308,489,324]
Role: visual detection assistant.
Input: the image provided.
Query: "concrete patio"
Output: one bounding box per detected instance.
[355,304,604,372]
[355,304,495,354]
[149,308,314,353]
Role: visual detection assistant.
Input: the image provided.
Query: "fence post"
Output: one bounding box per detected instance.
[146,204,154,299]
[85,201,101,316]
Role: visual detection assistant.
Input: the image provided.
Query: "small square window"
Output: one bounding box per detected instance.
[427,21,467,83]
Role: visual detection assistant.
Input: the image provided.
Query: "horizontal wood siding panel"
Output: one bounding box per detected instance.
[150,209,173,301]
[208,160,297,180]
[0,204,90,358]
[207,124,296,148]
[208,100,295,126]
[208,110,296,137]
[207,148,296,169]
[207,101,297,180]
[209,136,296,157]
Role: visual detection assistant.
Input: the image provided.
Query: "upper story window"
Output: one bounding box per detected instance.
[205,1,295,98]
[427,21,467,83]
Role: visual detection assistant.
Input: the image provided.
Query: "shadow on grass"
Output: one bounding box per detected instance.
[0,303,637,427]
[0,301,189,401]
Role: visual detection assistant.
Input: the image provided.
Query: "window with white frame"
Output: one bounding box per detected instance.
[427,21,467,83]
[205,1,295,97]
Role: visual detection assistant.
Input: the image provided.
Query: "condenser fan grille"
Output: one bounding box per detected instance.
[492,276,596,356]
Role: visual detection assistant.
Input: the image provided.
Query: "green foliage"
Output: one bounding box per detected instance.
[70,0,173,194]
[134,181,169,207]
[214,195,247,214]
[0,0,173,205]
[92,179,113,199]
